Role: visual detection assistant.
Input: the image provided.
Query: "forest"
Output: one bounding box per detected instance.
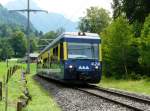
[0,0,150,79]
[78,0,150,79]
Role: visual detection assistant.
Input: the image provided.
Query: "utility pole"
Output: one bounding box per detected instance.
[9,0,48,74]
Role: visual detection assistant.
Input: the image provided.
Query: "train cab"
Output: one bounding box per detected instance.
[37,32,102,84]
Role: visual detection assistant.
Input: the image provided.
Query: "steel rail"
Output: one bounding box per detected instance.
[37,75,150,110]
[92,86,150,104]
[77,88,144,111]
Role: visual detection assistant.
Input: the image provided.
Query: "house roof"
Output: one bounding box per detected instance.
[29,53,39,58]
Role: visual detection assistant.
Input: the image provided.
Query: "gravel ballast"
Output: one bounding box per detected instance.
[34,76,134,111]
[81,88,150,111]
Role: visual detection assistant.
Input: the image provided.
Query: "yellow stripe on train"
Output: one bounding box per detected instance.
[63,42,67,60]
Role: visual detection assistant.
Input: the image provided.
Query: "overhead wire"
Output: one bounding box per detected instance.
[35,0,54,31]
[36,0,90,50]
[35,0,61,31]
[14,0,48,51]
[35,0,89,32]
[9,0,90,33]
[15,0,91,50]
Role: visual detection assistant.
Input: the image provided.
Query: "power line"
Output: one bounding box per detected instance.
[9,0,48,74]
[37,0,87,32]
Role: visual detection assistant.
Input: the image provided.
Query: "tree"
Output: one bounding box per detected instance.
[9,31,27,57]
[139,14,150,76]
[0,39,14,60]
[30,38,38,53]
[112,0,150,23]
[102,16,136,78]
[42,31,58,39]
[56,27,65,35]
[123,0,150,23]
[78,7,111,33]
[38,31,59,50]
[112,0,123,19]
[0,24,12,37]
[39,31,43,36]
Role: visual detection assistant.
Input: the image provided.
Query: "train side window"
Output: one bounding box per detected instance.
[60,43,64,59]
[43,58,48,68]
[37,59,42,68]
[53,46,58,60]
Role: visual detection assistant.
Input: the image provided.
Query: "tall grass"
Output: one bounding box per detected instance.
[99,76,150,95]
[0,62,61,111]
[23,63,61,111]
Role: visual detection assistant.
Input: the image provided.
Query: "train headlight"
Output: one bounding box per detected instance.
[69,65,73,69]
[95,66,99,69]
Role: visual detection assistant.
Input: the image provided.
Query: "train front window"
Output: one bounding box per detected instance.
[68,43,99,59]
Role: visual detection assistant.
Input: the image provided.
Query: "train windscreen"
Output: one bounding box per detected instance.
[68,42,99,60]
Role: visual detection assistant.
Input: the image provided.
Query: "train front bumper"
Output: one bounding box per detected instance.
[64,59,102,83]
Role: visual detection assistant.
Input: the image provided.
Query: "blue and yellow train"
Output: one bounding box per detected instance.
[37,32,102,84]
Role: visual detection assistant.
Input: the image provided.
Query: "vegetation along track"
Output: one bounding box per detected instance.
[76,85,150,111]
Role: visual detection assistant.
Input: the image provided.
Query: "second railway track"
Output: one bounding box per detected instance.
[76,85,150,111]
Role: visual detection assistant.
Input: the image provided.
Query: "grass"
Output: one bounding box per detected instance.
[99,76,150,95]
[23,64,61,111]
[0,61,21,81]
[0,62,23,111]
[0,62,61,111]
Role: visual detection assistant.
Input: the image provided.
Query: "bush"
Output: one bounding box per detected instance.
[128,72,141,80]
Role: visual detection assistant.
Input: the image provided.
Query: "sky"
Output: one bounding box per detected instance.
[0,0,113,21]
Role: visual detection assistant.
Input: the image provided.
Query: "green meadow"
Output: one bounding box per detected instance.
[0,62,60,111]
[99,77,150,96]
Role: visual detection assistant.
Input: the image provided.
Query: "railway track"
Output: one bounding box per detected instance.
[36,76,135,111]
[77,86,150,111]
[37,75,150,110]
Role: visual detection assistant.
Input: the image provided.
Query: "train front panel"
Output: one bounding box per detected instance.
[64,59,101,83]
[63,39,102,83]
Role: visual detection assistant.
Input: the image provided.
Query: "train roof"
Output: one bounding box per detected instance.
[64,32,100,39]
[39,32,101,57]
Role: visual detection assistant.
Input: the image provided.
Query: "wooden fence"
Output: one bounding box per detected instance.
[0,81,2,101]
[17,70,31,111]
[4,65,21,111]
[0,65,31,111]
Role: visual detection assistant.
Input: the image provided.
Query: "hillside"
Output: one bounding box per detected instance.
[6,0,78,32]
[0,4,35,31]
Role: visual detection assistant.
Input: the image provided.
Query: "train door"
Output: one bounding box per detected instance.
[49,43,64,79]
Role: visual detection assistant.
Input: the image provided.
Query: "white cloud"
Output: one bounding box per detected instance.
[0,0,13,5]
[0,0,112,21]
[35,0,112,21]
